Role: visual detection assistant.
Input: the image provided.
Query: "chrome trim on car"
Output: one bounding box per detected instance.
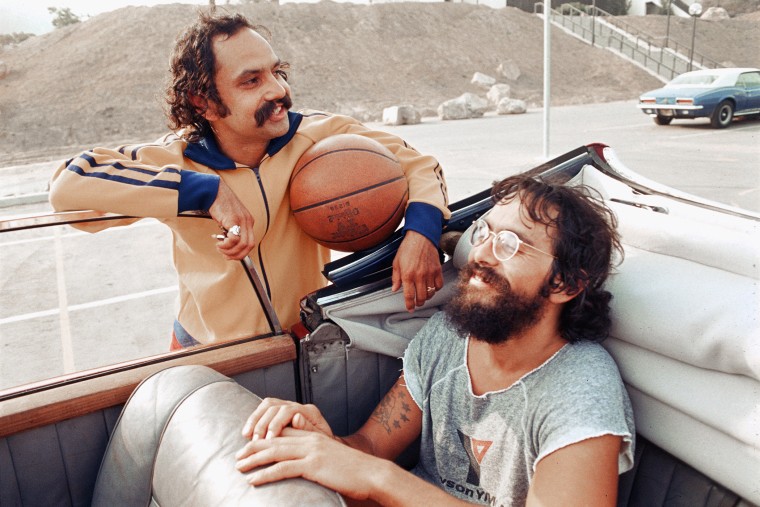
[589,144,760,222]
[636,103,702,111]
[0,210,133,232]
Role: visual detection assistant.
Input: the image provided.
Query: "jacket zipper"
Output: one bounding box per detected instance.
[251,165,273,300]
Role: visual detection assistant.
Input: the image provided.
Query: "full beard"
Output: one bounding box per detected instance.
[444,263,546,345]
[254,93,293,127]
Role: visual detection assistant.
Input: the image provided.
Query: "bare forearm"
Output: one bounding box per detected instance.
[367,460,475,507]
[337,433,375,456]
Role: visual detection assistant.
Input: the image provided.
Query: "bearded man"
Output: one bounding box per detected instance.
[235,174,634,506]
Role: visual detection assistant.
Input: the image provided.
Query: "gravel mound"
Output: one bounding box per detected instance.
[0,2,756,166]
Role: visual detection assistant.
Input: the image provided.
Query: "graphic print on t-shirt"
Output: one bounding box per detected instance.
[457,429,493,486]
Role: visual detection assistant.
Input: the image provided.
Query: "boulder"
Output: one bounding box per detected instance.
[471,72,496,90]
[487,84,511,106]
[382,105,421,126]
[496,61,521,81]
[701,7,730,19]
[438,93,489,120]
[496,98,527,115]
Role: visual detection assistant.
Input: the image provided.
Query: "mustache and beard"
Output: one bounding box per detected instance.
[444,263,547,345]
[254,93,293,127]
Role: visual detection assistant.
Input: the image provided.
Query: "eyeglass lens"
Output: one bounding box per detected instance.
[470,220,519,261]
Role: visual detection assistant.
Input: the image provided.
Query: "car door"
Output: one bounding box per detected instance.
[735,71,760,113]
[0,212,300,506]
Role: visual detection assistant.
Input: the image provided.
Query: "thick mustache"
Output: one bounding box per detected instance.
[463,263,506,288]
[254,94,292,127]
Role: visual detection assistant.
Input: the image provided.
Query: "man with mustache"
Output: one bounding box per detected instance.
[236,174,635,506]
[49,12,449,348]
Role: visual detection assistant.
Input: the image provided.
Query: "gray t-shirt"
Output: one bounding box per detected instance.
[403,312,635,506]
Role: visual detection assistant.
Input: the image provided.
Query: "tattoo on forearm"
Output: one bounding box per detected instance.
[371,382,412,435]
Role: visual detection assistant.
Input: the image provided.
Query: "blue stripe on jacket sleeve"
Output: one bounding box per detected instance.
[178,170,220,212]
[66,163,181,190]
[77,153,182,178]
[402,202,445,248]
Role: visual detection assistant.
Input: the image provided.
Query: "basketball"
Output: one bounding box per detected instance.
[290,134,408,252]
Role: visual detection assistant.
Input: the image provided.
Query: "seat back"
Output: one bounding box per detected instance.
[574,166,760,505]
[92,365,345,506]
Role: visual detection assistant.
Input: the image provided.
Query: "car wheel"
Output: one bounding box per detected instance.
[710,100,734,128]
[654,115,673,126]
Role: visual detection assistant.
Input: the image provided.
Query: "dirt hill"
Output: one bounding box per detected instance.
[0,2,757,166]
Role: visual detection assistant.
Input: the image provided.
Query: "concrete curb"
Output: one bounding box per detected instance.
[0,192,49,209]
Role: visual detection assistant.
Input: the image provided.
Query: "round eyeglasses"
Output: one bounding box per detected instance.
[470,219,556,262]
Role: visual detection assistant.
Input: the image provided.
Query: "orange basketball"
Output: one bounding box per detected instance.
[290,134,408,252]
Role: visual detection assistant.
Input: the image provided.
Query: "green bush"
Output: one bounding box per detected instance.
[48,7,81,29]
[0,33,34,47]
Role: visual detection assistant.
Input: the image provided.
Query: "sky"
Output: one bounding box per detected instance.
[0,0,306,35]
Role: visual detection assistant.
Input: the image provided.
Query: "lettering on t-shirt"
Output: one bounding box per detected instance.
[439,475,504,507]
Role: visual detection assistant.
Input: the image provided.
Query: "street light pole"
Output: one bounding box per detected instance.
[591,0,596,47]
[688,2,702,71]
[543,0,551,160]
[664,0,671,48]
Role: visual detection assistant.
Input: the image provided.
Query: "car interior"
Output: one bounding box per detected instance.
[0,145,757,506]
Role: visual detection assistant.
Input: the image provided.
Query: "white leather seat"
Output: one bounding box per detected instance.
[92,365,346,506]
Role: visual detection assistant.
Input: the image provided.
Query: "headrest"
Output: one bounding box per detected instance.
[452,222,474,269]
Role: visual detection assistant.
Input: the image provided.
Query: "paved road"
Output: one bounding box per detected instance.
[371,100,760,211]
[1,100,758,389]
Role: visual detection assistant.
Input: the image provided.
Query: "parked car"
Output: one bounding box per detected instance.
[637,67,760,128]
[0,144,758,506]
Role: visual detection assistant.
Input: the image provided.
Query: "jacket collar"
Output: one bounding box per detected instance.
[183,111,303,169]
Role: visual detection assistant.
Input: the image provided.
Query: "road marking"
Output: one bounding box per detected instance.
[0,219,161,247]
[666,123,760,139]
[0,286,178,326]
[54,227,75,373]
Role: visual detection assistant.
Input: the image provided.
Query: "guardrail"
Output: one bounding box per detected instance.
[533,2,723,81]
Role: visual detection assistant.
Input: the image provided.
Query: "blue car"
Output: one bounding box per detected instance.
[638,67,760,128]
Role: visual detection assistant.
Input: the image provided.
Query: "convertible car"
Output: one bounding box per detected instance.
[0,144,757,506]
[637,67,760,128]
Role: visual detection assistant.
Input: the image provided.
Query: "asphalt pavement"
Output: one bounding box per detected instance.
[1,100,759,212]
[1,99,758,389]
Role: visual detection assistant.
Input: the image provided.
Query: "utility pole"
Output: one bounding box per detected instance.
[664,0,672,48]
[543,0,551,160]
[688,2,702,71]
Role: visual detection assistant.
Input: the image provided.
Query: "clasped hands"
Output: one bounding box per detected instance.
[235,398,380,500]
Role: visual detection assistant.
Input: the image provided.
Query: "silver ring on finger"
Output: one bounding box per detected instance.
[228,225,241,237]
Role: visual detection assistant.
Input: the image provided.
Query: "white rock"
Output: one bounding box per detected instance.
[701,7,730,20]
[496,61,521,81]
[382,105,421,126]
[497,98,527,115]
[487,84,511,105]
[471,72,496,90]
[438,93,489,120]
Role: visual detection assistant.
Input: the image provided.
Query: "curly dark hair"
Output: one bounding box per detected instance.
[165,12,270,142]
[490,174,623,343]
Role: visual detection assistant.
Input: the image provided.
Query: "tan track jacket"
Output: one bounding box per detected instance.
[49,110,449,344]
